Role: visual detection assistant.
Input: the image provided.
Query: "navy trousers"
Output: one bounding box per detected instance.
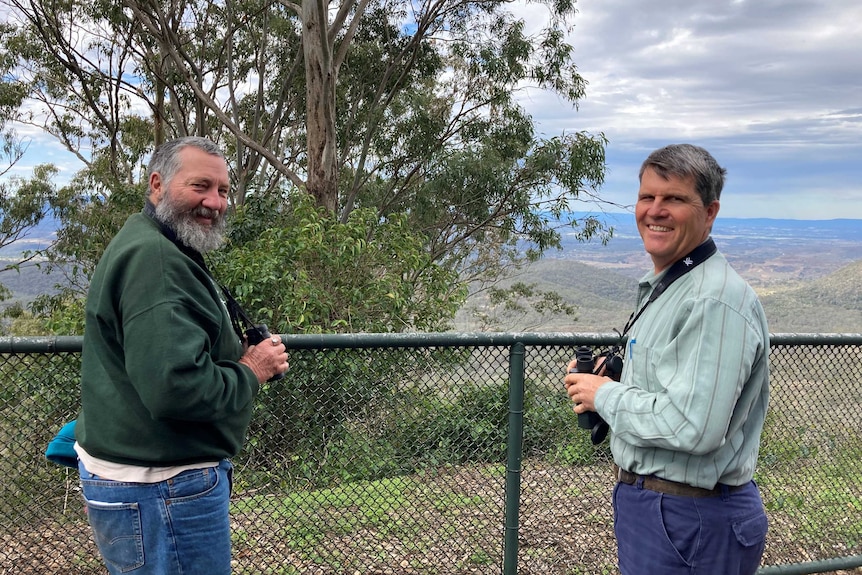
[614,479,768,575]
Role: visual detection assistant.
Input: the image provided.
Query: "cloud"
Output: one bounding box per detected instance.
[520,0,862,219]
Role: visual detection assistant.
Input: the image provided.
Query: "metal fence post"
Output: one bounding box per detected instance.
[503,341,526,575]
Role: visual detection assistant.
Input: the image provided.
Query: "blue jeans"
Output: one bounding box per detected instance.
[614,479,768,575]
[79,460,233,575]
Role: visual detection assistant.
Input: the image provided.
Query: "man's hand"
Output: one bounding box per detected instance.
[564,358,611,414]
[240,336,289,383]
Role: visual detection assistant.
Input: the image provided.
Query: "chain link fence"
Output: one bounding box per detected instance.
[1,333,860,575]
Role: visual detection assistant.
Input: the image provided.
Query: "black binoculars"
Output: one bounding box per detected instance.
[245,324,285,382]
[569,346,623,444]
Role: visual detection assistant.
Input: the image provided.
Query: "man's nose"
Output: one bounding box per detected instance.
[647,198,669,216]
[201,187,226,211]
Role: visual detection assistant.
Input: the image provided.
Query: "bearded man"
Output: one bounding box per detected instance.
[75,136,288,575]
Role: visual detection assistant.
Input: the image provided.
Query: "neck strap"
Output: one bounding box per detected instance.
[620,237,717,338]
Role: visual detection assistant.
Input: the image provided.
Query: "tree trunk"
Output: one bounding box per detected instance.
[302,1,338,213]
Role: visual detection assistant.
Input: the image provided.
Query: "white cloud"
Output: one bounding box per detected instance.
[518,0,862,218]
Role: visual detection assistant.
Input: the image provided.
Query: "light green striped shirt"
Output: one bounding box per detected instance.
[595,246,770,489]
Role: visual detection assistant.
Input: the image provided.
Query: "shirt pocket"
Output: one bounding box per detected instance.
[624,341,661,393]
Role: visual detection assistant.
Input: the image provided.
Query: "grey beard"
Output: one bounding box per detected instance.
[154,197,226,254]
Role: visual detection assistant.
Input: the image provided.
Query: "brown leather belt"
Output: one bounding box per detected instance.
[613,464,746,498]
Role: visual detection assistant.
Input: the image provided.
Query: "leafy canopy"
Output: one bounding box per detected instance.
[2,0,611,333]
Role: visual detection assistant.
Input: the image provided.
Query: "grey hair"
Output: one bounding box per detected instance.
[147,136,225,190]
[638,144,726,205]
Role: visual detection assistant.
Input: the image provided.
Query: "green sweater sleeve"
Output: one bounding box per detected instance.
[120,244,257,421]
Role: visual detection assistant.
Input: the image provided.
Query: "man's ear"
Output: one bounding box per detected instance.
[706,200,720,226]
[149,172,164,205]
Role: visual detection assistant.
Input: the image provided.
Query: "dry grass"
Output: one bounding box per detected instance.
[4,462,859,574]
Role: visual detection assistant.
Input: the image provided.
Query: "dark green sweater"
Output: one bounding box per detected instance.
[77,210,260,466]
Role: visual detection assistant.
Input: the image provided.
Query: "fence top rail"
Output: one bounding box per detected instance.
[0,336,83,353]
[1,333,860,354]
[769,332,862,345]
[279,332,624,349]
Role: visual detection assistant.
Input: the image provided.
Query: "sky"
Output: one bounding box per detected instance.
[517,0,862,220]
[7,0,862,221]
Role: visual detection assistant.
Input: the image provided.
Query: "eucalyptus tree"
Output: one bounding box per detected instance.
[0,22,28,177]
[0,22,68,309]
[4,0,609,332]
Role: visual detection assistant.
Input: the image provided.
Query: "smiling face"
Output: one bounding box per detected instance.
[636,166,720,273]
[149,145,230,253]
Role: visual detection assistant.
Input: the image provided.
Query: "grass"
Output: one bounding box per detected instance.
[230,474,495,572]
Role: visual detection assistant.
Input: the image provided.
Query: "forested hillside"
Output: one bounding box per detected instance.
[758,260,862,333]
[459,256,862,334]
[4,246,862,335]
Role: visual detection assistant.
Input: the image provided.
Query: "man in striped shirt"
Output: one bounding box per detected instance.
[565,144,770,575]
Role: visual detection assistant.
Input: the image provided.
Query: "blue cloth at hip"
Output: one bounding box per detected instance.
[45,420,78,468]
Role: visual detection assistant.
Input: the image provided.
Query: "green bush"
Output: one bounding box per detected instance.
[237,350,600,490]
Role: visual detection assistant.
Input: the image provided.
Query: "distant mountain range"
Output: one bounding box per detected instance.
[566,211,862,238]
[459,213,862,334]
[3,212,862,333]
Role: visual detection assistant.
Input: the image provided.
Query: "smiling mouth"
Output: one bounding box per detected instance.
[648,224,672,232]
[193,208,220,225]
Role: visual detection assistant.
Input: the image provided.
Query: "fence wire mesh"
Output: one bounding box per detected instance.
[1,334,860,574]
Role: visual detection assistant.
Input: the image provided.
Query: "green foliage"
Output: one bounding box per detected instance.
[242,350,400,483]
[472,281,579,331]
[243,345,472,487]
[238,357,600,491]
[211,193,465,334]
[244,378,501,486]
[1,304,53,336]
[29,296,86,336]
[366,371,572,476]
[0,164,61,303]
[6,0,610,330]
[758,438,862,549]
[0,22,30,176]
[392,380,511,466]
[0,164,56,251]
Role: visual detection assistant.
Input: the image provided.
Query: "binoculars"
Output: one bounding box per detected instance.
[569,346,623,444]
[245,324,285,382]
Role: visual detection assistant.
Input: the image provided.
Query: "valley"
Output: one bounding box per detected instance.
[458,215,862,334]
